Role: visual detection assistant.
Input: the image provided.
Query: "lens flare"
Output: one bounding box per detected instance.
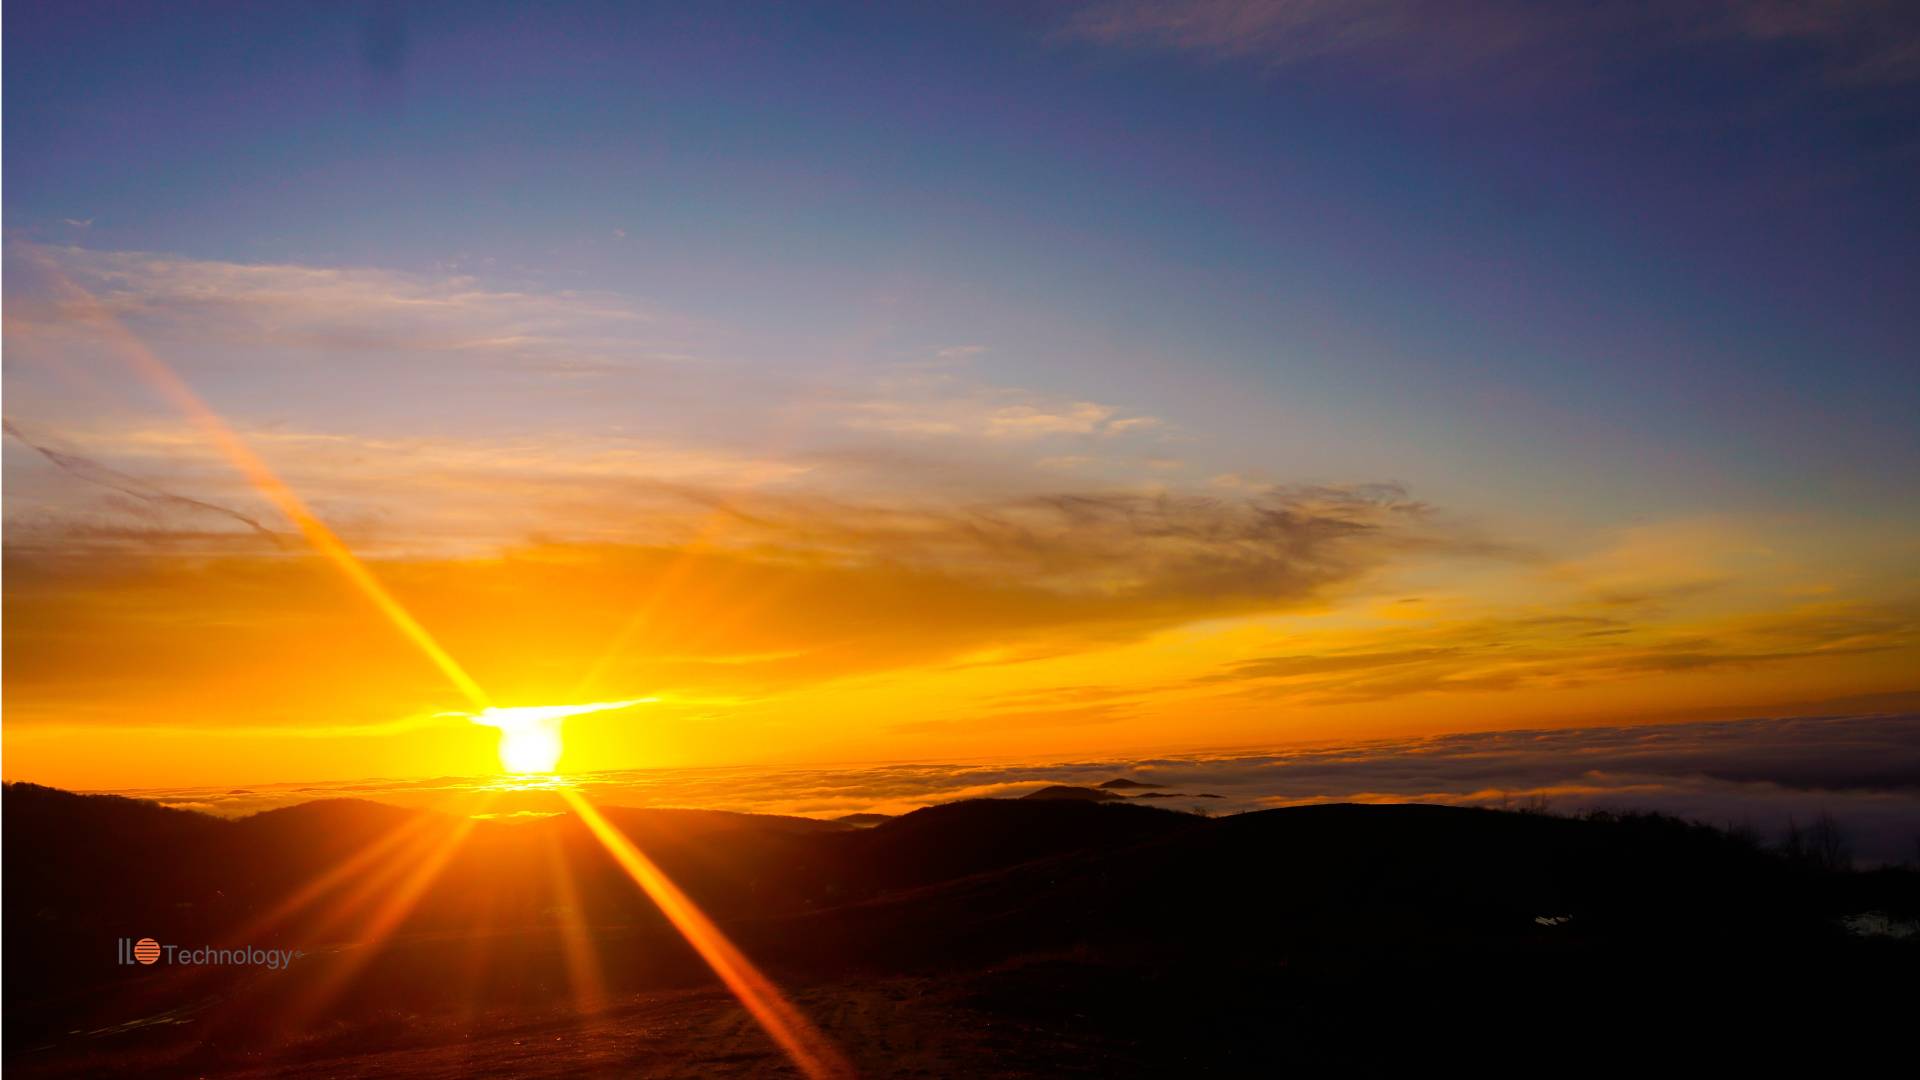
[560,787,854,1079]
[33,257,846,1076]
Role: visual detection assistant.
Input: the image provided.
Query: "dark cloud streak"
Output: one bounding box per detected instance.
[3,420,283,546]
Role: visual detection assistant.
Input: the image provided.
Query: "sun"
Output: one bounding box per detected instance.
[497,721,564,773]
[467,698,657,774]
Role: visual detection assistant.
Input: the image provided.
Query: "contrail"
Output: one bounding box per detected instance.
[3,418,285,545]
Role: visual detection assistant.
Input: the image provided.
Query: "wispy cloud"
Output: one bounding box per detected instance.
[7,244,666,374]
[835,371,1163,444]
[5,245,1185,527]
[2,482,1445,729]
[1197,604,1916,705]
[1727,0,1920,85]
[3,419,284,545]
[1064,1,1920,86]
[6,244,1913,777]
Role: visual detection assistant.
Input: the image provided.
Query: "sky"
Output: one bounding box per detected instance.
[4,1,1918,791]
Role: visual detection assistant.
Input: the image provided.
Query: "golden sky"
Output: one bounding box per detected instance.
[5,250,1915,788]
[7,0,1920,790]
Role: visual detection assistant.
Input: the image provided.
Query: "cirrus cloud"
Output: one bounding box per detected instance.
[1064,0,1920,86]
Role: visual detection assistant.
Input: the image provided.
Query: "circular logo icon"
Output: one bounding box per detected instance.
[133,938,161,964]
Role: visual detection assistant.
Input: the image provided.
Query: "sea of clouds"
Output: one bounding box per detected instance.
[125,712,1920,865]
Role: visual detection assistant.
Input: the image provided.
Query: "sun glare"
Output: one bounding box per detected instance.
[497,722,563,773]
[468,699,656,774]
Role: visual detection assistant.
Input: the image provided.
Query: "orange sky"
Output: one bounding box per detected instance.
[8,1,1920,794]
[5,236,1918,794]
[6,416,1916,789]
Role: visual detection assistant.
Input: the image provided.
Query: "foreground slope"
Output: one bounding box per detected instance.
[4,783,1914,1075]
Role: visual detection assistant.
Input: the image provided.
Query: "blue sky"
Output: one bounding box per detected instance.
[11,2,1917,526]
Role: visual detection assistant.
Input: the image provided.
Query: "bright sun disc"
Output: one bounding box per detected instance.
[497,722,564,773]
[468,698,657,774]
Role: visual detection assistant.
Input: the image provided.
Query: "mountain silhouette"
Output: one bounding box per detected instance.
[5,781,1914,1075]
[1019,784,1121,801]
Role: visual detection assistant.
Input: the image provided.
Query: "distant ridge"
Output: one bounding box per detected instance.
[1021,784,1121,802]
[1097,778,1163,789]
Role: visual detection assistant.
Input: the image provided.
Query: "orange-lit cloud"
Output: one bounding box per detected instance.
[6,244,1918,791]
[99,713,1920,865]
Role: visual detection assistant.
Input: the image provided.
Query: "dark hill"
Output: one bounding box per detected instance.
[839,797,1197,895]
[588,805,852,837]
[1096,778,1162,789]
[5,784,1914,1075]
[1020,784,1120,801]
[231,797,432,856]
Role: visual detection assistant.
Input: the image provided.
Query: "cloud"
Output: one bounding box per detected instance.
[1726,0,1920,84]
[6,244,664,374]
[893,701,1135,735]
[1,483,1442,728]
[1198,604,1916,705]
[3,420,283,545]
[1,421,820,557]
[1068,0,1452,66]
[1063,1,1920,86]
[1198,647,1467,683]
[672,484,1434,600]
[985,401,1116,438]
[836,373,1163,444]
[109,713,1920,864]
[896,682,1151,734]
[4,246,1193,532]
[2,246,1466,740]
[7,244,1909,779]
